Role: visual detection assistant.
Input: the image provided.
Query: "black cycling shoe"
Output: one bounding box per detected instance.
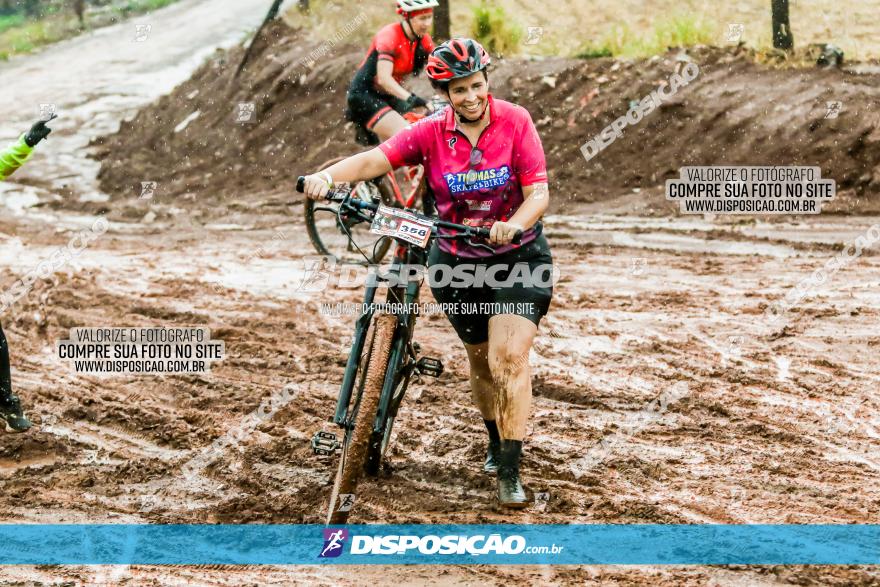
[0,394,31,433]
[497,439,528,508]
[484,438,500,474]
[483,419,501,474]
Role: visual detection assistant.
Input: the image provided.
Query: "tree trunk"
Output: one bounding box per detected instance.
[771,0,794,50]
[433,0,450,42]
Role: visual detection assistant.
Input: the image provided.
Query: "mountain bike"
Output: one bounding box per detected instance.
[303,99,446,265]
[297,175,521,525]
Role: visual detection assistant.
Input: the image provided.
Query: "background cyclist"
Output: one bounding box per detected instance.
[301,38,553,509]
[345,0,438,145]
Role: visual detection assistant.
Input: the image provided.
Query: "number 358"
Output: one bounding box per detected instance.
[401,226,427,236]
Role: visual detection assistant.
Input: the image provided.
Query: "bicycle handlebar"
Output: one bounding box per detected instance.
[296,175,523,245]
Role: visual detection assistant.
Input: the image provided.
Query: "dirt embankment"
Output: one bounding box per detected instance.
[91,20,880,217]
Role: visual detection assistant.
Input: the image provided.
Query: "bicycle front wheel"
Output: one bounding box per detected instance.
[325,313,397,525]
[304,157,395,265]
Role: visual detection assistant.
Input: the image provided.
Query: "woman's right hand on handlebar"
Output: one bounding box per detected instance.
[301,173,332,201]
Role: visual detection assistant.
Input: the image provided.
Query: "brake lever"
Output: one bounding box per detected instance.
[465,238,496,254]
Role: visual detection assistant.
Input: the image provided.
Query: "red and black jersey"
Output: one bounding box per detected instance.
[351,22,434,92]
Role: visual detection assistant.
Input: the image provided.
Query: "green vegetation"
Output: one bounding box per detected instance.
[0,18,73,60]
[0,13,26,34]
[0,0,182,61]
[117,0,177,16]
[594,13,715,58]
[575,44,614,59]
[469,1,522,56]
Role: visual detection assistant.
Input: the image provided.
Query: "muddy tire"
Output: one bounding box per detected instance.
[304,156,396,265]
[326,313,397,525]
[365,371,408,476]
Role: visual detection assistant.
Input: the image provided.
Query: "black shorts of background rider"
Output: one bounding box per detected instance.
[345,85,411,144]
[427,232,554,345]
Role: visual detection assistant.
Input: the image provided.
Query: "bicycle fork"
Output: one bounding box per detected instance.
[311,268,380,456]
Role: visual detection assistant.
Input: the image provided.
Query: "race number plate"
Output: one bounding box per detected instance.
[370,205,433,248]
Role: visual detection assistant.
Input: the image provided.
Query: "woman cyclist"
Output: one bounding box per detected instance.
[302,39,553,508]
[346,0,438,144]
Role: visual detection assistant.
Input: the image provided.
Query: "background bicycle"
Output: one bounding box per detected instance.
[303,97,447,264]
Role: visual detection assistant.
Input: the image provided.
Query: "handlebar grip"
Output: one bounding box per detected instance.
[296,176,305,193]
[473,227,524,244]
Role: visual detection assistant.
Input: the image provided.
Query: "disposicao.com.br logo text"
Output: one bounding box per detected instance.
[320,532,563,557]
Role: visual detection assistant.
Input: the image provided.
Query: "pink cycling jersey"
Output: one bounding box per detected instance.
[378,94,548,258]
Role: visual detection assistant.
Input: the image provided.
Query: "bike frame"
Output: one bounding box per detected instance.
[382,108,433,209]
[385,165,424,208]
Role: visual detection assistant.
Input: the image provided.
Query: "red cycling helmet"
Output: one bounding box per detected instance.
[426,38,491,82]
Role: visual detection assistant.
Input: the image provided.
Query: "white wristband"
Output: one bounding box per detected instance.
[317,171,334,189]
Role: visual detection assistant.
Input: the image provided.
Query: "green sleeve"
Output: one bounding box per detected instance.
[0,134,34,181]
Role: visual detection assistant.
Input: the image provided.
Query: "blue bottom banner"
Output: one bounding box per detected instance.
[0,524,877,565]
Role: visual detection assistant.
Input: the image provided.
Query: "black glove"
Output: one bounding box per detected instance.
[404,94,428,112]
[24,114,57,148]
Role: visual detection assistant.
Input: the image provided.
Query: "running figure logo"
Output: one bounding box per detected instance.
[296,255,336,292]
[319,528,349,558]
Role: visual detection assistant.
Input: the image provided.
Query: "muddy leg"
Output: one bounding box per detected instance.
[464,341,494,420]
[487,314,537,441]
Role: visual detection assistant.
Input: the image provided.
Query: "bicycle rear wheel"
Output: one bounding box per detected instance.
[326,313,397,524]
[304,157,395,265]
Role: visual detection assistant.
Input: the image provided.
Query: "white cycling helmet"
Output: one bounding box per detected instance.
[397,0,439,14]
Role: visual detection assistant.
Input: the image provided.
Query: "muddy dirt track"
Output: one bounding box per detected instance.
[1,1,880,585]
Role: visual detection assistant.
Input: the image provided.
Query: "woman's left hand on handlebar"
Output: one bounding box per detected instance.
[489,221,525,246]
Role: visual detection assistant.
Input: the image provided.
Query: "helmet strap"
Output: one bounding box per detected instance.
[401,18,421,40]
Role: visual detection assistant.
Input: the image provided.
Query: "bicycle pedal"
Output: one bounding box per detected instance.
[311,431,340,455]
[415,356,443,377]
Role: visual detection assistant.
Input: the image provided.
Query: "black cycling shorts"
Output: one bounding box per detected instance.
[345,84,410,138]
[426,233,554,345]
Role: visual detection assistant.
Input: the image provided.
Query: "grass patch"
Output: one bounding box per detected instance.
[575,44,614,59]
[0,17,76,60]
[595,13,715,58]
[116,0,177,17]
[0,13,26,34]
[470,1,522,56]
